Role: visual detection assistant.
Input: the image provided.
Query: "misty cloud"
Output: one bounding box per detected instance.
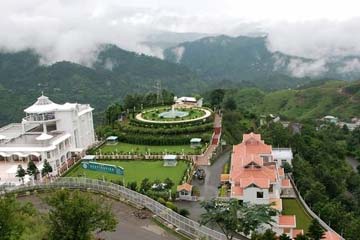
[1,0,360,76]
[286,59,328,78]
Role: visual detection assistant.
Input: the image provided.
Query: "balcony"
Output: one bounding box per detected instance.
[23,113,56,122]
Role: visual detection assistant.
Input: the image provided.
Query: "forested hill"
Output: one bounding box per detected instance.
[220,80,360,120]
[0,45,205,125]
[164,35,360,89]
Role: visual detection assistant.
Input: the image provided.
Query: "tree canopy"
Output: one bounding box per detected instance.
[45,190,117,240]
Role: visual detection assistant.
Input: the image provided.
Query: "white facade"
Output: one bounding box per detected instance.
[272,148,293,167]
[0,95,95,177]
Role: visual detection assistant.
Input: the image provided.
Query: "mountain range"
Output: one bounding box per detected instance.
[0,45,204,125]
[1,34,360,126]
[163,35,360,88]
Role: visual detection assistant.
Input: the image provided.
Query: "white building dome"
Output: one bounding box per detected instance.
[24,94,61,114]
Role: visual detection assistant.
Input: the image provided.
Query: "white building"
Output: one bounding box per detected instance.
[228,133,300,238]
[0,95,95,177]
[174,96,203,107]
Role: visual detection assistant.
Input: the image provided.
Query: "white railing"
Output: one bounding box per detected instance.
[2,177,244,240]
[289,175,345,240]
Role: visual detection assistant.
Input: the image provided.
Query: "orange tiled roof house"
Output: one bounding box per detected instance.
[229,132,300,238]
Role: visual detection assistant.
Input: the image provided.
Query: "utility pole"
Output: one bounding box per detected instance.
[154,80,163,105]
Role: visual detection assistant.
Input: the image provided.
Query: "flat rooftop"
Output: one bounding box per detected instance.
[0,123,23,139]
[0,131,69,149]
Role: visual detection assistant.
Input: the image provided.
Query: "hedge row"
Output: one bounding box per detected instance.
[129,114,214,128]
[117,132,212,145]
[120,122,214,135]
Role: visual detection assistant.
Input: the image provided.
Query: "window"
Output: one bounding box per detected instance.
[281,159,287,164]
[257,191,264,198]
[269,184,274,193]
[47,152,51,158]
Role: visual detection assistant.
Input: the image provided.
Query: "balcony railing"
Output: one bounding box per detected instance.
[23,113,56,122]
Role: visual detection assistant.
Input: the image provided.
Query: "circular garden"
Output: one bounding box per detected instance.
[136,106,211,124]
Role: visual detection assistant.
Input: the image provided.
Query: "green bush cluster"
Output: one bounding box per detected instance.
[165,201,178,212]
[121,122,214,135]
[116,132,212,146]
[223,162,230,174]
[129,114,214,128]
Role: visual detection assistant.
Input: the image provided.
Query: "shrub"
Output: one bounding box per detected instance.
[165,201,178,212]
[157,197,166,205]
[223,162,230,174]
[178,208,190,217]
[126,181,138,191]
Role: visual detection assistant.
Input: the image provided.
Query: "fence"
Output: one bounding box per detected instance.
[288,175,345,240]
[2,177,240,240]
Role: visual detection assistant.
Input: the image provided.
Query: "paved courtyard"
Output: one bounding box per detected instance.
[18,194,181,240]
[0,161,38,185]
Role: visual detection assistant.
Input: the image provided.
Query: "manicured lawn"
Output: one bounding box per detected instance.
[64,160,189,191]
[142,106,206,121]
[98,142,201,154]
[282,198,312,233]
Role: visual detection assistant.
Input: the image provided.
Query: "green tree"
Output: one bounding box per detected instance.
[126,181,138,191]
[200,199,277,240]
[250,229,277,240]
[224,97,237,111]
[105,103,123,127]
[295,234,309,240]
[27,161,39,181]
[281,162,292,174]
[179,208,190,217]
[163,177,174,190]
[41,159,53,177]
[209,89,225,108]
[307,219,325,240]
[16,165,26,184]
[279,233,292,240]
[46,190,117,240]
[140,178,152,193]
[0,196,38,240]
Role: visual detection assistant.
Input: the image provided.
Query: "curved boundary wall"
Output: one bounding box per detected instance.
[2,177,244,240]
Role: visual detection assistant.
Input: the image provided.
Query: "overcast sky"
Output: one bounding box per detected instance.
[1,0,360,64]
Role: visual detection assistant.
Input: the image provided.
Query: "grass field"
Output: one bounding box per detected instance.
[64,160,189,191]
[282,198,312,232]
[99,142,200,154]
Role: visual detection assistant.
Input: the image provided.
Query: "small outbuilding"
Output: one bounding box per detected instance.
[163,154,177,167]
[106,136,118,145]
[190,138,202,148]
[176,183,193,200]
[82,155,96,161]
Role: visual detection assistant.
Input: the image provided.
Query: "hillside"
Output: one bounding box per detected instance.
[225,80,360,120]
[0,45,205,125]
[164,35,360,89]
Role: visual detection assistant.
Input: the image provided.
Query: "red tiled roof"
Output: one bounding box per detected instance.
[230,133,280,197]
[232,186,244,196]
[292,229,304,238]
[177,183,192,192]
[241,178,270,189]
[281,179,291,188]
[278,215,296,227]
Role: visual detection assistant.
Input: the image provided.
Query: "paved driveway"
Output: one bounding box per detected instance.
[175,150,231,221]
